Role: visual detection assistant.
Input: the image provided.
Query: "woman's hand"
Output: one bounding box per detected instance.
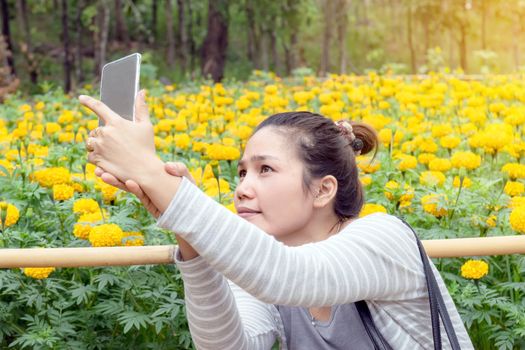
[81,90,162,184]
[95,162,196,219]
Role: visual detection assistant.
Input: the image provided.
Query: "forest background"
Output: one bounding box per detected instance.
[1,0,525,96]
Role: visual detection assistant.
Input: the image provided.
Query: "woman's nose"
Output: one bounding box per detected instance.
[235,177,255,200]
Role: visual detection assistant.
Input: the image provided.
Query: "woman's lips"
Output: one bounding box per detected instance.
[238,212,261,218]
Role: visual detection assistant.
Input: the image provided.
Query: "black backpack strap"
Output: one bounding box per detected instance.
[398,217,461,350]
[355,300,393,350]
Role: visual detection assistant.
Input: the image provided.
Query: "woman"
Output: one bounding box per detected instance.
[81,92,473,349]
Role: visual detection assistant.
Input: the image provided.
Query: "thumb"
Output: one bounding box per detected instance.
[134,89,151,124]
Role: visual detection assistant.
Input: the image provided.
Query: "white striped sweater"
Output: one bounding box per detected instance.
[157,177,474,349]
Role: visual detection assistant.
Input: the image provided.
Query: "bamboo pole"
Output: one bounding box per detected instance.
[1,236,525,268]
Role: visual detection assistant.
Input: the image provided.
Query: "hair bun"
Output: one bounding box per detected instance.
[351,138,364,154]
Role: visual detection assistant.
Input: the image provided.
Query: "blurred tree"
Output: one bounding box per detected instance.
[93,0,110,76]
[319,0,335,76]
[0,0,15,76]
[166,0,175,66]
[61,0,72,92]
[176,0,188,71]
[15,0,37,84]
[114,0,130,46]
[201,0,228,82]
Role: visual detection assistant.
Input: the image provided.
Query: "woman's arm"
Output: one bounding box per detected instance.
[176,249,280,350]
[157,177,429,307]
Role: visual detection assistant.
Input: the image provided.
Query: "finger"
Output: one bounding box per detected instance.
[134,90,151,124]
[100,172,127,191]
[165,162,196,185]
[79,95,120,126]
[94,166,104,177]
[87,151,98,165]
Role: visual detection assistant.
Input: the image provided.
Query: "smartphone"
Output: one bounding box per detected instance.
[99,53,141,126]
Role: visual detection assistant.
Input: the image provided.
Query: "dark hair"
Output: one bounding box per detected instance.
[254,111,378,219]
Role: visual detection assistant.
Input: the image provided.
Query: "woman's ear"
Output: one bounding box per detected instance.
[313,175,338,208]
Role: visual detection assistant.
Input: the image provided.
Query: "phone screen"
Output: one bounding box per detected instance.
[99,53,141,126]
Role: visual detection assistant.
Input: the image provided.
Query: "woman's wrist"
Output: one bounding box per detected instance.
[137,157,183,214]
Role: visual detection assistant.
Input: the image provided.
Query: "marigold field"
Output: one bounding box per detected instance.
[1,71,525,349]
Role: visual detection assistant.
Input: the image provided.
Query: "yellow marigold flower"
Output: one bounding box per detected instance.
[78,210,107,223]
[123,232,145,246]
[88,223,123,247]
[236,98,251,111]
[451,151,481,170]
[419,138,438,153]
[73,223,92,240]
[31,167,71,188]
[264,85,278,95]
[431,124,453,138]
[509,196,525,209]
[460,260,488,280]
[396,154,417,171]
[73,198,100,215]
[0,202,20,227]
[453,176,472,188]
[53,183,74,201]
[58,132,74,143]
[0,159,13,176]
[45,122,61,134]
[502,163,525,180]
[420,171,446,187]
[509,206,525,233]
[418,153,437,165]
[439,135,461,149]
[95,179,119,203]
[504,181,525,197]
[384,181,399,200]
[206,144,240,161]
[360,175,372,187]
[203,178,231,197]
[356,156,381,174]
[175,133,191,150]
[486,215,497,228]
[428,158,451,172]
[23,267,55,279]
[359,203,387,218]
[378,128,392,146]
[421,194,447,217]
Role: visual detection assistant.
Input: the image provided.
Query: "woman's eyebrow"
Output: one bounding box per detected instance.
[238,155,280,167]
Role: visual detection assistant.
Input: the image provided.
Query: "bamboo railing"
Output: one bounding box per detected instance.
[1,235,525,268]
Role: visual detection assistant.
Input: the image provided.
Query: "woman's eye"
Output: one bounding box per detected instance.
[261,165,273,173]
[238,169,246,178]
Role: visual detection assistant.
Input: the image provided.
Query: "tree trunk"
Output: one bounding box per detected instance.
[75,0,84,85]
[165,0,175,66]
[176,0,187,70]
[114,0,129,45]
[16,0,37,84]
[0,0,15,76]
[269,28,279,74]
[151,0,157,45]
[93,0,110,76]
[201,0,228,82]
[406,1,416,73]
[187,0,196,75]
[335,0,349,74]
[61,0,72,92]
[320,0,334,76]
[245,0,259,69]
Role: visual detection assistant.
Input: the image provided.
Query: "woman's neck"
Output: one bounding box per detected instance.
[279,213,352,247]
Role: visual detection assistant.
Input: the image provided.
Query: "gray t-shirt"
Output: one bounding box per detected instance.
[276,303,375,349]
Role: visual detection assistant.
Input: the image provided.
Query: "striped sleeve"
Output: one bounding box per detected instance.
[174,248,280,350]
[158,177,428,307]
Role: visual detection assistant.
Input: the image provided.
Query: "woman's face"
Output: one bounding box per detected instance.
[234,127,316,238]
